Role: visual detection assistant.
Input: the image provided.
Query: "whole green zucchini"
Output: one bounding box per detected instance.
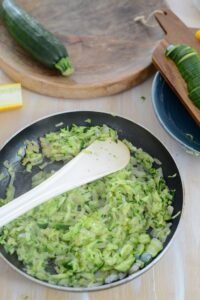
[165,44,200,108]
[0,0,74,76]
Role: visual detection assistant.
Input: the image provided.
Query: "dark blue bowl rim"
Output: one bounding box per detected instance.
[151,72,200,155]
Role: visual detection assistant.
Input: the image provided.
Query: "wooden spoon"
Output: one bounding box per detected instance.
[0,139,130,227]
[152,9,200,126]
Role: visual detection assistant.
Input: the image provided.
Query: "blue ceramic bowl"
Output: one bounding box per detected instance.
[152,72,200,155]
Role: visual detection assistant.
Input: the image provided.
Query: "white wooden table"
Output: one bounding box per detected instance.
[0,1,200,299]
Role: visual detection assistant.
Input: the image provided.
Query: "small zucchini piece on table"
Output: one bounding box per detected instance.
[165,44,200,109]
[0,0,74,76]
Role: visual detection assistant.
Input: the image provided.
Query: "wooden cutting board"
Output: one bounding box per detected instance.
[0,0,166,99]
[152,10,200,126]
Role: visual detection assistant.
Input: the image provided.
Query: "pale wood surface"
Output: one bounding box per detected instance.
[152,10,200,126]
[0,0,200,299]
[0,0,166,99]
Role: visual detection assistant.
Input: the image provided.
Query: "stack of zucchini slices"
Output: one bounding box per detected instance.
[166,44,200,108]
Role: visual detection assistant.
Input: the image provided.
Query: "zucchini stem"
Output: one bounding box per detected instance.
[55,57,74,76]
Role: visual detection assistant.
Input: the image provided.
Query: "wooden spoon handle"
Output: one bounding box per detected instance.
[0,140,130,227]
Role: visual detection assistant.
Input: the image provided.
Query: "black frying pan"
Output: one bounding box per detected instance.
[0,111,183,292]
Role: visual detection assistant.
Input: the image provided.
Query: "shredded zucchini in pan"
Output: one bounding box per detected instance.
[0,125,174,287]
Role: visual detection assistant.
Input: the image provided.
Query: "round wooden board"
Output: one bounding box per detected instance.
[0,0,166,99]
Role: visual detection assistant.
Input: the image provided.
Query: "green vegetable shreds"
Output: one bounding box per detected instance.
[22,140,43,172]
[0,125,174,288]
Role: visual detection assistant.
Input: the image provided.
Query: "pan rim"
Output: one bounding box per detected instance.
[0,109,185,292]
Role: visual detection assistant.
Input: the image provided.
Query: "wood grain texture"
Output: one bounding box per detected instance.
[0,0,166,99]
[152,9,200,126]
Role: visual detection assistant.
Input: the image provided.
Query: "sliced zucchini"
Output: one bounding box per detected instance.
[166,44,200,109]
